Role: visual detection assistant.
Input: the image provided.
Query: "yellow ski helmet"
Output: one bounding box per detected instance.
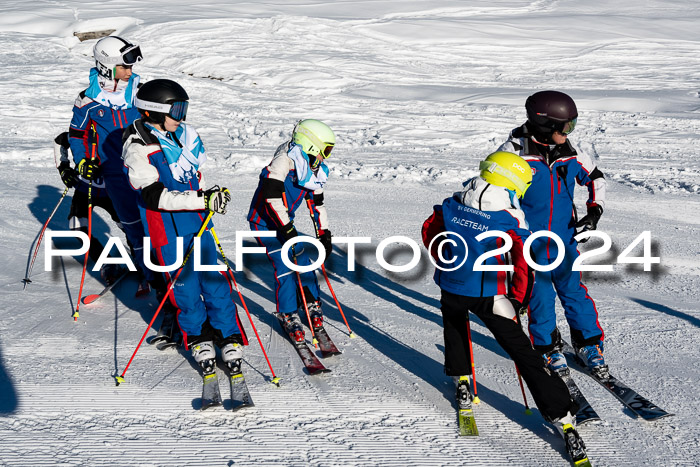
[479,151,532,198]
[293,119,335,159]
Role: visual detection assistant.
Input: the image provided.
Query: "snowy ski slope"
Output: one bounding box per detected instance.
[1,1,699,465]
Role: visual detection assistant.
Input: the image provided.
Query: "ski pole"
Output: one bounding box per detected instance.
[23,187,69,289]
[319,264,355,338]
[115,211,214,385]
[515,364,533,415]
[210,227,281,386]
[281,194,318,346]
[305,199,355,338]
[465,317,480,404]
[73,124,98,321]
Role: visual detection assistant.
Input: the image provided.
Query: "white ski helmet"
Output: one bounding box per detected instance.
[93,36,143,80]
[293,119,335,159]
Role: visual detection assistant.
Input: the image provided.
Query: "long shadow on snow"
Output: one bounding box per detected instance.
[630,297,700,328]
[0,341,18,414]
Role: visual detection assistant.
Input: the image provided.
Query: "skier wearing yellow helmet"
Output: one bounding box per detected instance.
[422,151,579,438]
[247,119,335,343]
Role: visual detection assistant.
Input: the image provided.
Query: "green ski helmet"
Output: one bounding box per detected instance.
[293,119,335,159]
[479,151,532,198]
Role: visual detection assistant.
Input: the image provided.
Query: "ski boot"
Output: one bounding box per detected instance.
[191,341,217,375]
[455,375,473,411]
[577,344,609,380]
[221,336,244,374]
[281,313,305,343]
[544,348,570,377]
[307,301,324,330]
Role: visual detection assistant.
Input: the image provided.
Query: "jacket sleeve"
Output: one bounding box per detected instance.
[306,190,329,233]
[122,134,205,211]
[421,205,445,261]
[506,227,534,306]
[571,143,606,210]
[68,93,100,165]
[260,154,294,229]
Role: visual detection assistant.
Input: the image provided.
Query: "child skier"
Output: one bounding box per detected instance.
[497,90,608,378]
[122,79,246,375]
[68,35,152,293]
[422,151,585,457]
[247,119,334,341]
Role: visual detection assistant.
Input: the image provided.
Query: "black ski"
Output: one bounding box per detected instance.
[559,371,601,426]
[148,309,177,345]
[201,370,223,410]
[314,327,342,358]
[276,313,330,375]
[156,332,182,351]
[563,342,672,421]
[80,269,130,305]
[227,360,254,410]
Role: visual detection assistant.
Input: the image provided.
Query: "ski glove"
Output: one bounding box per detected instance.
[201,186,231,214]
[575,205,603,243]
[279,222,298,244]
[318,229,332,259]
[58,162,78,188]
[77,158,100,181]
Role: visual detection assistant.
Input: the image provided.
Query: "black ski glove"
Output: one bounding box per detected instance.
[576,205,603,242]
[58,162,78,188]
[318,229,332,259]
[279,222,298,244]
[77,158,101,181]
[201,186,231,214]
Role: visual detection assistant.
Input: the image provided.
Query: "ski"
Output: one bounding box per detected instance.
[148,310,177,345]
[80,269,130,305]
[276,313,331,375]
[156,332,182,351]
[201,370,223,410]
[456,378,478,436]
[314,327,342,358]
[227,360,254,410]
[563,342,672,421]
[559,371,601,426]
[561,423,592,467]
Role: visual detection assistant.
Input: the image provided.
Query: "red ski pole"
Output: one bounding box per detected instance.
[73,124,98,321]
[210,227,280,386]
[305,199,355,338]
[115,211,214,385]
[515,364,533,415]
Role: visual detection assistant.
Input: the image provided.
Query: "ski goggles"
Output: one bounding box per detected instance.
[119,44,143,65]
[554,118,577,135]
[134,98,189,121]
[168,101,188,121]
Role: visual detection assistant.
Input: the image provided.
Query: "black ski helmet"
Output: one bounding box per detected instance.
[134,79,189,124]
[525,90,578,141]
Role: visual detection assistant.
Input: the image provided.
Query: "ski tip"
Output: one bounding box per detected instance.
[472,396,481,404]
[82,294,99,305]
[349,332,357,339]
[271,377,282,387]
[115,375,125,386]
[525,408,533,415]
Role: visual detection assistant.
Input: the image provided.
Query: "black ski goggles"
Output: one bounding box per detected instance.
[555,118,577,135]
[169,101,188,121]
[531,115,577,135]
[120,44,143,65]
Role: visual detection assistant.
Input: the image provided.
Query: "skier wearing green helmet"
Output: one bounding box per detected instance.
[247,119,335,343]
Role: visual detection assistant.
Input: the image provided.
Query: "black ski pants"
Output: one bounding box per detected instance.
[440,289,576,421]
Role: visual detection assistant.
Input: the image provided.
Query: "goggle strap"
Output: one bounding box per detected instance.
[479,161,528,194]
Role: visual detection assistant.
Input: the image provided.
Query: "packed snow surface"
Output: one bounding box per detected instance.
[1,1,699,466]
